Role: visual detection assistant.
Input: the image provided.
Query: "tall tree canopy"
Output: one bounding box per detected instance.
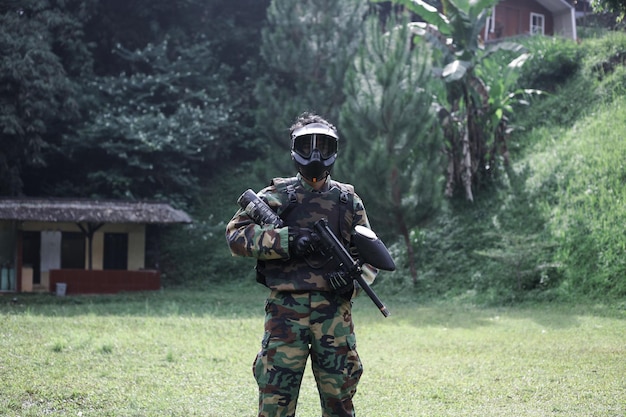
[0,0,90,195]
[254,0,369,176]
[3,0,270,202]
[592,0,626,21]
[31,39,240,203]
[339,16,443,282]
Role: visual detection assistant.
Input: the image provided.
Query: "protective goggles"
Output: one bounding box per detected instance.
[292,134,338,159]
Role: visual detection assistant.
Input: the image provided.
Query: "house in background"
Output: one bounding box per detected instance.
[484,0,577,42]
[0,199,191,295]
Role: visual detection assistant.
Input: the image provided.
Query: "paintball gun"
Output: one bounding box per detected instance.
[237,189,395,317]
[313,218,394,317]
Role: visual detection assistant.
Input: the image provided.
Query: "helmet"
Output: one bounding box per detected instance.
[290,123,338,183]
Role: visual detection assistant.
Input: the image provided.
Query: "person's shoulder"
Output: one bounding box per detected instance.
[270,176,298,187]
[329,179,355,194]
[257,176,297,199]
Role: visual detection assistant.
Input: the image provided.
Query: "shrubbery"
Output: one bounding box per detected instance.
[160,163,266,289]
[517,36,583,91]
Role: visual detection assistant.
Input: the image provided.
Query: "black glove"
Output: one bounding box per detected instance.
[288,227,319,258]
[326,271,355,295]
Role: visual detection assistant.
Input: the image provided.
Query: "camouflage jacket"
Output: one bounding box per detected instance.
[225,174,375,292]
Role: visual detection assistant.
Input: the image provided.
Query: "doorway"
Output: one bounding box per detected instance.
[22,231,41,285]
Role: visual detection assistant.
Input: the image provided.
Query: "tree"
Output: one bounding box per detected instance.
[592,0,626,22]
[254,0,369,176]
[30,39,242,204]
[17,0,270,202]
[0,0,89,195]
[338,16,443,284]
[81,0,270,79]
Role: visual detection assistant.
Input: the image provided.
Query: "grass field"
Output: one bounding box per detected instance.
[1,285,625,417]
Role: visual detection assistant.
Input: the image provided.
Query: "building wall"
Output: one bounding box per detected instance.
[15,221,146,292]
[492,0,554,39]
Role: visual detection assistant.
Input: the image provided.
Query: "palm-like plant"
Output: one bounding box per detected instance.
[376,0,532,201]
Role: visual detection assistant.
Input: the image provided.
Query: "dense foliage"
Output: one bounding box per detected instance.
[34,39,241,202]
[1,0,269,202]
[253,0,368,177]
[0,0,88,195]
[592,0,626,21]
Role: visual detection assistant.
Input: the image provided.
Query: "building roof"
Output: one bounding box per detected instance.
[535,0,574,14]
[0,198,192,224]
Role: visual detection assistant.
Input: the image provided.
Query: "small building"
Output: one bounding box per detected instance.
[484,0,577,41]
[0,198,192,295]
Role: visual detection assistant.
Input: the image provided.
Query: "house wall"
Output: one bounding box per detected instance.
[492,0,554,39]
[16,222,146,292]
[553,10,576,39]
[40,230,62,290]
[49,269,160,295]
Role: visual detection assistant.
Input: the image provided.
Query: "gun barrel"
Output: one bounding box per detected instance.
[355,274,391,317]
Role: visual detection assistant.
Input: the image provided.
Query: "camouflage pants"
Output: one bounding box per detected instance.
[253,290,363,417]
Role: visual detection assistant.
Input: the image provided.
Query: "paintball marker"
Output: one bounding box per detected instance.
[313,218,394,317]
[237,188,395,317]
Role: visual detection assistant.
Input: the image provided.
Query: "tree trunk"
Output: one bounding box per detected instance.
[461,126,474,202]
[401,223,418,285]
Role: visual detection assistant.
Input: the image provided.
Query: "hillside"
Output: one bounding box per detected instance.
[522,95,626,299]
[394,31,626,304]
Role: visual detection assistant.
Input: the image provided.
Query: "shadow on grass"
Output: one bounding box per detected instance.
[378,297,626,333]
[0,282,267,319]
[3,285,622,326]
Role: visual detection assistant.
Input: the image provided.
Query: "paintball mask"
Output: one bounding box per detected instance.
[290,123,338,183]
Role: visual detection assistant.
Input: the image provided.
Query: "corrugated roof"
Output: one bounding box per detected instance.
[0,198,192,224]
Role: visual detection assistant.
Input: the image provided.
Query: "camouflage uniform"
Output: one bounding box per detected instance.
[226,174,375,417]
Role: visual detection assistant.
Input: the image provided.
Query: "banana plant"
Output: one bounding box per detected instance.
[373,0,531,201]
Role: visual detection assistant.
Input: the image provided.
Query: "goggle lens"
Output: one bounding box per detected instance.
[293,134,337,159]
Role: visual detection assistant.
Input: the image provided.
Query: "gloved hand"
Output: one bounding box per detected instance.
[326,271,355,295]
[288,227,319,258]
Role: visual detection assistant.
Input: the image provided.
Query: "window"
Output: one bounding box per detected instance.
[103,233,128,270]
[530,13,545,35]
[61,232,85,269]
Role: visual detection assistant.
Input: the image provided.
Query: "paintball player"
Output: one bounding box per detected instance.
[225,112,377,417]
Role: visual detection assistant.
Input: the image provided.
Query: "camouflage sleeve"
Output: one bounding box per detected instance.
[352,192,371,230]
[225,187,290,261]
[352,192,378,286]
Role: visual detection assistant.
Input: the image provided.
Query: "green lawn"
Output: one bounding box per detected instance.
[1,286,624,416]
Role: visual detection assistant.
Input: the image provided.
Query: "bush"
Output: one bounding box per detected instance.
[582,31,626,101]
[160,163,267,288]
[517,36,583,91]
